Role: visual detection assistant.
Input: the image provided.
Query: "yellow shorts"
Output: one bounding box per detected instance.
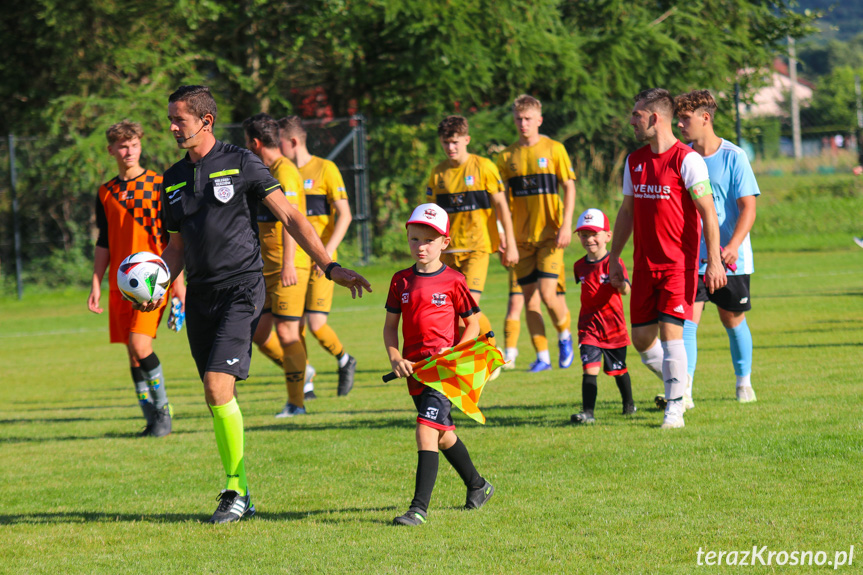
[513,238,565,287]
[509,266,566,296]
[305,267,335,314]
[264,266,311,320]
[441,251,489,293]
[109,289,168,343]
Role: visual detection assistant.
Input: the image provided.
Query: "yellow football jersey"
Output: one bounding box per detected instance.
[496,136,576,244]
[426,154,504,253]
[299,156,348,259]
[259,156,309,274]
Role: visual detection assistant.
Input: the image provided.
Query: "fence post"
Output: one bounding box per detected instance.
[734,82,743,146]
[788,36,802,160]
[352,115,371,264]
[8,133,23,299]
[855,75,863,167]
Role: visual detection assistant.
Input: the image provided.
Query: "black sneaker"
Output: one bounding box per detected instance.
[304,390,318,401]
[208,489,256,524]
[654,394,667,410]
[622,403,637,416]
[138,402,156,437]
[393,508,427,526]
[337,355,357,396]
[465,480,495,510]
[149,404,172,438]
[570,410,596,424]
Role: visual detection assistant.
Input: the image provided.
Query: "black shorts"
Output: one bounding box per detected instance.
[412,386,455,431]
[579,344,628,375]
[185,273,265,381]
[696,274,752,312]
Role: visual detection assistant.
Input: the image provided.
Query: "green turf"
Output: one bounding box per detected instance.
[2,242,863,574]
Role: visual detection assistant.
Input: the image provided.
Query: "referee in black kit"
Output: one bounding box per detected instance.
[141,85,371,524]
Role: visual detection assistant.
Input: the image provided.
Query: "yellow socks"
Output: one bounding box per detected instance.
[283,340,306,407]
[256,332,283,368]
[312,324,345,358]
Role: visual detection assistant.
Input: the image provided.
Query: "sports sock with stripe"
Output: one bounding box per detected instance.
[441,438,484,490]
[661,339,688,401]
[130,366,152,417]
[312,324,344,358]
[138,352,168,409]
[283,340,306,407]
[504,319,520,351]
[726,317,753,380]
[256,331,284,368]
[211,398,247,496]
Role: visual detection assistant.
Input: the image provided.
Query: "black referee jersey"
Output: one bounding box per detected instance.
[162,140,282,286]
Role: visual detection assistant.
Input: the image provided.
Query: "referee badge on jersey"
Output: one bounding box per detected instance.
[538,157,548,168]
[213,177,234,203]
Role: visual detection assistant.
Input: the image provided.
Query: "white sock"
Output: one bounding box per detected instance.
[639,339,664,381]
[505,348,518,362]
[558,329,571,341]
[686,373,694,397]
[338,353,350,368]
[537,350,551,365]
[736,374,751,389]
[661,339,688,400]
[304,381,315,393]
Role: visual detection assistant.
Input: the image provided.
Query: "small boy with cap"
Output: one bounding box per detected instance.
[571,208,636,424]
[384,203,495,526]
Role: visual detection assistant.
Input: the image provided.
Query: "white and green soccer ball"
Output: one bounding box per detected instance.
[117,251,171,304]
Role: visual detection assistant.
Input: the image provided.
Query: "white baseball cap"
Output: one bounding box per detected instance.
[576,208,610,233]
[406,203,450,236]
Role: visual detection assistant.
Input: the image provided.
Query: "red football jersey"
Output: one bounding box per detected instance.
[573,254,630,348]
[622,141,711,271]
[385,265,479,395]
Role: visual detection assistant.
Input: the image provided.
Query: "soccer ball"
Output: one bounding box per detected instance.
[117,252,171,304]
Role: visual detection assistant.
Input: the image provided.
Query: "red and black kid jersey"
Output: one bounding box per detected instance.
[386,265,479,395]
[573,254,630,349]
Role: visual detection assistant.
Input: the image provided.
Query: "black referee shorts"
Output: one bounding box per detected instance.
[185,273,265,381]
[696,274,752,312]
[412,386,455,431]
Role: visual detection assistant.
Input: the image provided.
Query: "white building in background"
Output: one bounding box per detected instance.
[740,58,814,118]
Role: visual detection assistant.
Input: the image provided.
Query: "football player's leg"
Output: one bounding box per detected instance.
[503,271,523,365]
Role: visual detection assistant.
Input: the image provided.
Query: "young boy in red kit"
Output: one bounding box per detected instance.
[570,209,636,424]
[384,203,495,526]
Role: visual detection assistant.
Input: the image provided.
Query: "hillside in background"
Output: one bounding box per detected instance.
[799,0,863,41]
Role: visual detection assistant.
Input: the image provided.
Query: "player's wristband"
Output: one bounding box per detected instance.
[324,262,341,281]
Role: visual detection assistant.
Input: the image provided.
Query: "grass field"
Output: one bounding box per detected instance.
[2,237,863,574]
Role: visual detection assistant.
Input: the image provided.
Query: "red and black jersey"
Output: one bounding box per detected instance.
[573,254,630,349]
[386,264,479,395]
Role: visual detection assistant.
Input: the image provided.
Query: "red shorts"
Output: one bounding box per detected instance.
[629,268,698,325]
[108,290,168,344]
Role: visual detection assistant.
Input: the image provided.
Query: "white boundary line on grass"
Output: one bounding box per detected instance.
[0,327,106,339]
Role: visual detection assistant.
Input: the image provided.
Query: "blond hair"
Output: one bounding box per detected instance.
[513,94,542,113]
[105,120,143,145]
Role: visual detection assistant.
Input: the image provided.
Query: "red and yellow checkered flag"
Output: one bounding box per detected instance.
[385,333,504,424]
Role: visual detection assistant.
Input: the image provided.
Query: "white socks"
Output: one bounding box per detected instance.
[639,339,664,381]
[661,339,688,400]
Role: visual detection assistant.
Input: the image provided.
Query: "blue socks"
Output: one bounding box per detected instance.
[726,318,753,378]
[683,320,698,378]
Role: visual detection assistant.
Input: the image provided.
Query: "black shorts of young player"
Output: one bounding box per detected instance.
[412,386,455,431]
[185,272,266,381]
[696,274,752,312]
[579,344,628,376]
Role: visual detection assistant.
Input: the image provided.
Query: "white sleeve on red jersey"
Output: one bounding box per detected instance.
[680,151,711,196]
[622,154,633,197]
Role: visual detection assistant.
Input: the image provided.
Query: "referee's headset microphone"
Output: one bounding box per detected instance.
[177,119,210,142]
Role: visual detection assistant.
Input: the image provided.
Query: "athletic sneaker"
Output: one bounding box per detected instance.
[488,366,502,382]
[570,410,596,424]
[208,489,255,524]
[854,237,863,249]
[393,508,427,526]
[149,404,172,438]
[654,394,667,410]
[275,402,307,418]
[138,402,157,437]
[683,395,695,410]
[337,355,357,396]
[501,350,517,370]
[528,360,552,373]
[622,403,637,416]
[736,386,757,403]
[304,365,317,400]
[558,336,574,369]
[660,400,685,429]
[465,480,495,510]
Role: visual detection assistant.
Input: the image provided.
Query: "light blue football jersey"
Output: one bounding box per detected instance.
[698,139,760,276]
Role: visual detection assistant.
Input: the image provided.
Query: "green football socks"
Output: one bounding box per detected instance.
[211,398,247,496]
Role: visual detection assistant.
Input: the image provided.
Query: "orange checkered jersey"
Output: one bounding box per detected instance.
[496,136,576,244]
[425,154,504,254]
[258,156,310,274]
[299,156,348,259]
[95,170,167,291]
